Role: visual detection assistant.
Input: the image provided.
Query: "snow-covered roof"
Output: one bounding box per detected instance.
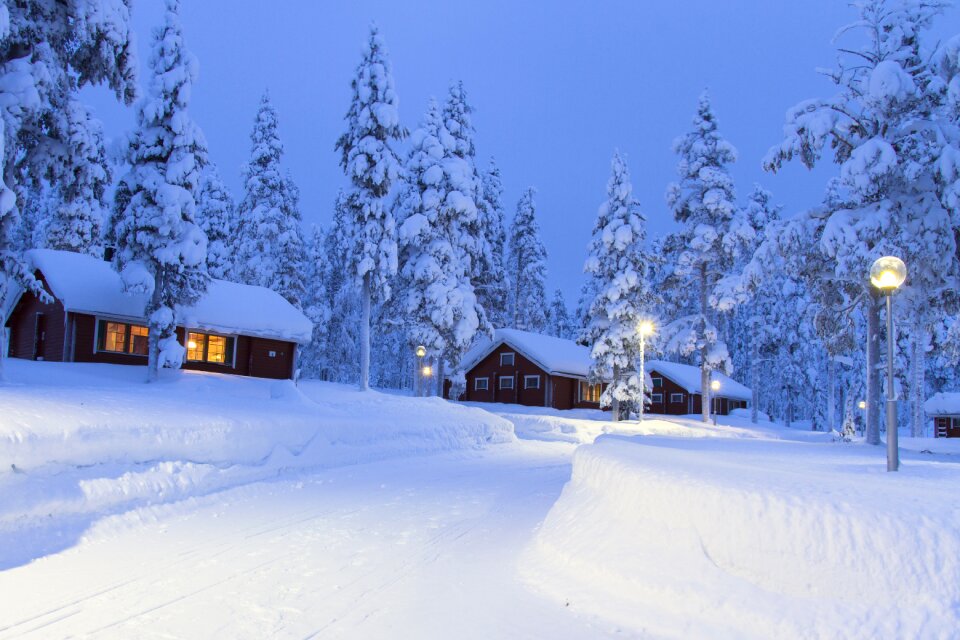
[17,249,312,344]
[459,328,595,379]
[647,360,752,401]
[924,392,960,416]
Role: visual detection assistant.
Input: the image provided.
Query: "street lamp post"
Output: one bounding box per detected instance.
[422,363,433,396]
[870,256,907,472]
[637,320,655,423]
[710,379,720,426]
[415,345,426,397]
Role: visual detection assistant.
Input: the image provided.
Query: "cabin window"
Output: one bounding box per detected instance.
[475,377,489,391]
[500,352,515,366]
[670,393,684,403]
[499,376,514,390]
[652,376,663,388]
[186,331,235,365]
[652,393,663,404]
[579,380,602,403]
[98,320,149,356]
[524,375,541,389]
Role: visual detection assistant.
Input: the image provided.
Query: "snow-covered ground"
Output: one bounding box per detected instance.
[2,361,959,638]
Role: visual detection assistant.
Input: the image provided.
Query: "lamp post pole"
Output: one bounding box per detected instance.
[884,293,898,472]
[415,346,426,398]
[710,379,720,426]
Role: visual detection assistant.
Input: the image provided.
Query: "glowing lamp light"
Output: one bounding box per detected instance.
[422,365,433,378]
[710,380,721,392]
[858,400,867,410]
[638,320,655,337]
[187,340,198,350]
[870,256,907,292]
[415,345,426,358]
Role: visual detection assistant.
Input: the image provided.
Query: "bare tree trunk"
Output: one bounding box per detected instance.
[865,290,881,445]
[0,322,7,382]
[828,357,836,432]
[146,276,164,383]
[437,357,445,398]
[911,324,925,437]
[611,364,621,423]
[359,273,371,392]
[700,264,710,424]
[751,330,759,424]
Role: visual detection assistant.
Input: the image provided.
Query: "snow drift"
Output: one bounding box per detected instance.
[521,435,960,639]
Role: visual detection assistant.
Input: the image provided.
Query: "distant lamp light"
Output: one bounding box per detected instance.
[858,400,867,410]
[187,340,198,350]
[710,380,721,392]
[870,256,907,292]
[638,320,655,337]
[422,365,433,378]
[415,345,427,358]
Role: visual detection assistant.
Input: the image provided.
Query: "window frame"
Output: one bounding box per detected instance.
[578,380,602,403]
[499,352,515,366]
[652,392,664,404]
[652,376,663,388]
[474,377,489,391]
[524,374,541,390]
[185,330,236,367]
[670,393,685,404]
[499,375,514,390]
[95,318,150,357]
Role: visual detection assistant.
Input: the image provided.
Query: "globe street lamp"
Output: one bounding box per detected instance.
[415,345,426,397]
[870,256,907,472]
[637,320,655,422]
[710,379,721,426]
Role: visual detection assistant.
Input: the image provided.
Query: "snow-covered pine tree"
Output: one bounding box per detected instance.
[335,25,406,391]
[396,98,489,394]
[507,188,549,332]
[196,165,236,280]
[111,0,208,383]
[548,289,574,339]
[581,150,654,421]
[662,91,754,423]
[299,224,331,379]
[763,0,960,442]
[322,192,361,383]
[235,92,306,307]
[478,158,510,327]
[46,100,110,256]
[0,0,137,380]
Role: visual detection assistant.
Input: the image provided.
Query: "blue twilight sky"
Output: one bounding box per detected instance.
[85,0,959,304]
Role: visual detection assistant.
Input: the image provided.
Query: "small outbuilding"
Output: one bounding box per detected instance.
[4,249,312,380]
[924,392,960,438]
[645,360,751,416]
[451,328,608,410]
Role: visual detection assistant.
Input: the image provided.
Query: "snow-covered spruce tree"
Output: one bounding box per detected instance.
[478,158,510,327]
[581,151,654,421]
[0,0,137,380]
[234,92,306,308]
[46,100,110,256]
[507,187,549,332]
[299,224,331,379]
[322,191,361,383]
[111,0,208,383]
[335,25,406,391]
[548,289,574,340]
[662,92,753,423]
[196,165,236,280]
[764,0,960,442]
[396,98,489,395]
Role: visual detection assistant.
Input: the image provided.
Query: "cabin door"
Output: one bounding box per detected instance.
[33,313,46,360]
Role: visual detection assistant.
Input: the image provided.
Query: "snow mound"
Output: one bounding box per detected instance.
[521,435,960,639]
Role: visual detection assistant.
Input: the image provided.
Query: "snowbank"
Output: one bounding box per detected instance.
[521,435,960,639]
[0,360,513,568]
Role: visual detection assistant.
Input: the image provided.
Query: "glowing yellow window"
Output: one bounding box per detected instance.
[186,332,205,361]
[129,325,149,355]
[206,335,226,363]
[186,332,233,365]
[103,322,126,352]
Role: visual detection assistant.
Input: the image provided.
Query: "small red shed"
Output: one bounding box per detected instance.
[3,249,312,380]
[645,360,751,416]
[924,392,960,438]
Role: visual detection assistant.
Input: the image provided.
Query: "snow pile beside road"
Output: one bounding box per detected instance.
[0,360,513,568]
[521,435,960,639]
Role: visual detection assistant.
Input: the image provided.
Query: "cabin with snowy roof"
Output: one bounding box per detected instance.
[450,328,609,410]
[3,249,313,380]
[924,392,960,438]
[645,360,751,416]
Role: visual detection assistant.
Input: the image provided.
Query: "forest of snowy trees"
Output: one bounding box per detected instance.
[0,0,959,436]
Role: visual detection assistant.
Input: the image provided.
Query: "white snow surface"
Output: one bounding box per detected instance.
[924,391,960,415]
[460,327,595,378]
[521,419,960,639]
[22,249,313,343]
[647,358,752,400]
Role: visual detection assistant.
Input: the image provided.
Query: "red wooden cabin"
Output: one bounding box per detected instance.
[924,392,960,438]
[3,249,312,380]
[645,360,751,416]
